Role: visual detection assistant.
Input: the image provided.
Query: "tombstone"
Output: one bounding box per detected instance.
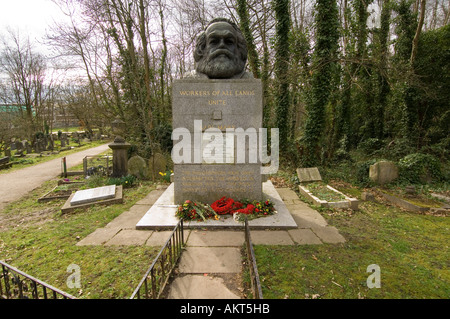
[70,185,116,206]
[128,155,148,179]
[48,137,54,151]
[172,18,263,204]
[61,138,66,148]
[4,149,11,158]
[145,153,166,180]
[24,141,32,154]
[369,161,398,185]
[296,167,322,183]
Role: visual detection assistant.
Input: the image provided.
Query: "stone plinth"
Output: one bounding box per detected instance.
[172,79,263,204]
[109,137,131,178]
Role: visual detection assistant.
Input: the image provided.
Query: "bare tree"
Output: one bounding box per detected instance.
[0,29,47,138]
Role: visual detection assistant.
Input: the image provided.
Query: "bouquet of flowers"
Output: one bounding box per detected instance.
[176,197,276,223]
[232,199,276,222]
[176,200,219,222]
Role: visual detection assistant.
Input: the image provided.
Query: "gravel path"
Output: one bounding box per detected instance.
[0,144,110,212]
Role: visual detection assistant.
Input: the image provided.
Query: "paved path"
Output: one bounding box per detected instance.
[0,143,110,212]
[76,186,346,299]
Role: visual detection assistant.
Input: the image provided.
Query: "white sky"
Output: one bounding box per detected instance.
[0,0,65,46]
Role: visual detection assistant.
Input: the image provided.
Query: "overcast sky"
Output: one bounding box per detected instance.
[0,0,65,46]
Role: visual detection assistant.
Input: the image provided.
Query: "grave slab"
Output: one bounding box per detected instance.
[70,185,116,206]
[61,185,123,213]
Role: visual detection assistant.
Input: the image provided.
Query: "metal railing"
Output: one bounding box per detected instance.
[0,260,76,299]
[244,218,264,299]
[130,220,185,299]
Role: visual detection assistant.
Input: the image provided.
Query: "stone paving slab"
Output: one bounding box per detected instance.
[288,229,322,245]
[187,230,244,247]
[145,230,189,247]
[178,247,242,273]
[249,230,294,245]
[167,275,240,299]
[311,226,346,244]
[76,227,121,246]
[104,229,152,246]
[135,189,166,205]
[105,207,149,230]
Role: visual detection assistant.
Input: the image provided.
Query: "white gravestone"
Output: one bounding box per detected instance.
[70,185,116,206]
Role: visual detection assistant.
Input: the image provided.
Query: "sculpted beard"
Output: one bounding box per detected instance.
[196,49,245,79]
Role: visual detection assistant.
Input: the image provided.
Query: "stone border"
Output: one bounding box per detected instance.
[38,186,73,203]
[61,185,123,214]
[298,184,359,210]
[375,190,429,213]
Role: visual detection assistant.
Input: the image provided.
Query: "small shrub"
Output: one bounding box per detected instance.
[398,153,443,184]
[358,138,383,154]
[107,174,136,188]
[355,159,378,187]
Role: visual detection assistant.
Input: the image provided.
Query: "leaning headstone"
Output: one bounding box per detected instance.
[369,160,398,185]
[296,167,322,183]
[128,155,148,179]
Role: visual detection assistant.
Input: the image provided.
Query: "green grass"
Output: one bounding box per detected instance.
[253,199,449,299]
[0,178,160,299]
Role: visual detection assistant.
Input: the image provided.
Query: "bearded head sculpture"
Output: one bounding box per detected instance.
[190,18,251,79]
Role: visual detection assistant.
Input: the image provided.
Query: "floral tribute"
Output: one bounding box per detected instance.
[176,196,276,222]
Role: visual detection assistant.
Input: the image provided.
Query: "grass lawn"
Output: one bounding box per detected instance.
[254,179,449,299]
[0,177,161,299]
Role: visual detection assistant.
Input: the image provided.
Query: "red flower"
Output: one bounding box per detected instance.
[211,197,235,215]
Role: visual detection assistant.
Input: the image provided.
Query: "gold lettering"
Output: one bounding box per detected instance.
[208,100,227,105]
[235,90,255,96]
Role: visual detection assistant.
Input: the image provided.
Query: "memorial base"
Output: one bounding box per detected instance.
[135,181,297,230]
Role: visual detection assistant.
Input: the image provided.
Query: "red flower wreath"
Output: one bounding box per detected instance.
[236,204,255,215]
[211,196,235,215]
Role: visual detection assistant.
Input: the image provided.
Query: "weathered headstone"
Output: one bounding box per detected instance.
[128,155,148,179]
[369,160,398,185]
[148,152,167,180]
[296,167,322,183]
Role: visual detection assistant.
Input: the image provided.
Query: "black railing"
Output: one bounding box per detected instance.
[130,219,185,299]
[0,260,76,299]
[244,218,264,299]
